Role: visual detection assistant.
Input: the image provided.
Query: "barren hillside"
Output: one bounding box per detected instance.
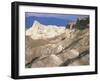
[25,21,89,68]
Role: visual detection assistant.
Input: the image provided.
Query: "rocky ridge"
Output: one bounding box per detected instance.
[26,21,66,40]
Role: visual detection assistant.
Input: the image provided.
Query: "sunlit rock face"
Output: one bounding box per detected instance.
[26,20,66,39]
[25,20,89,68]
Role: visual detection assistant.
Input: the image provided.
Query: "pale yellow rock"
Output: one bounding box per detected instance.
[26,20,66,40]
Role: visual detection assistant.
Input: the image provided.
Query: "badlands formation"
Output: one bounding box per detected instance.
[26,21,66,40]
[25,20,89,68]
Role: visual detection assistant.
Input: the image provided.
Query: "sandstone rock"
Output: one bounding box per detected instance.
[68,54,89,66]
[25,31,75,64]
[31,54,63,68]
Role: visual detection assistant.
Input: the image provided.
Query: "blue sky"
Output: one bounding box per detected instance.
[25,12,88,28]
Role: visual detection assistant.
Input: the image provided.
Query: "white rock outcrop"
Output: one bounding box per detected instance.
[26,20,66,39]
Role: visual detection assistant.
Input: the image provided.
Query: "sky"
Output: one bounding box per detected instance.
[25,12,88,28]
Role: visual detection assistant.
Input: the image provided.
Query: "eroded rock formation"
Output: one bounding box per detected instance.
[25,21,89,68]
